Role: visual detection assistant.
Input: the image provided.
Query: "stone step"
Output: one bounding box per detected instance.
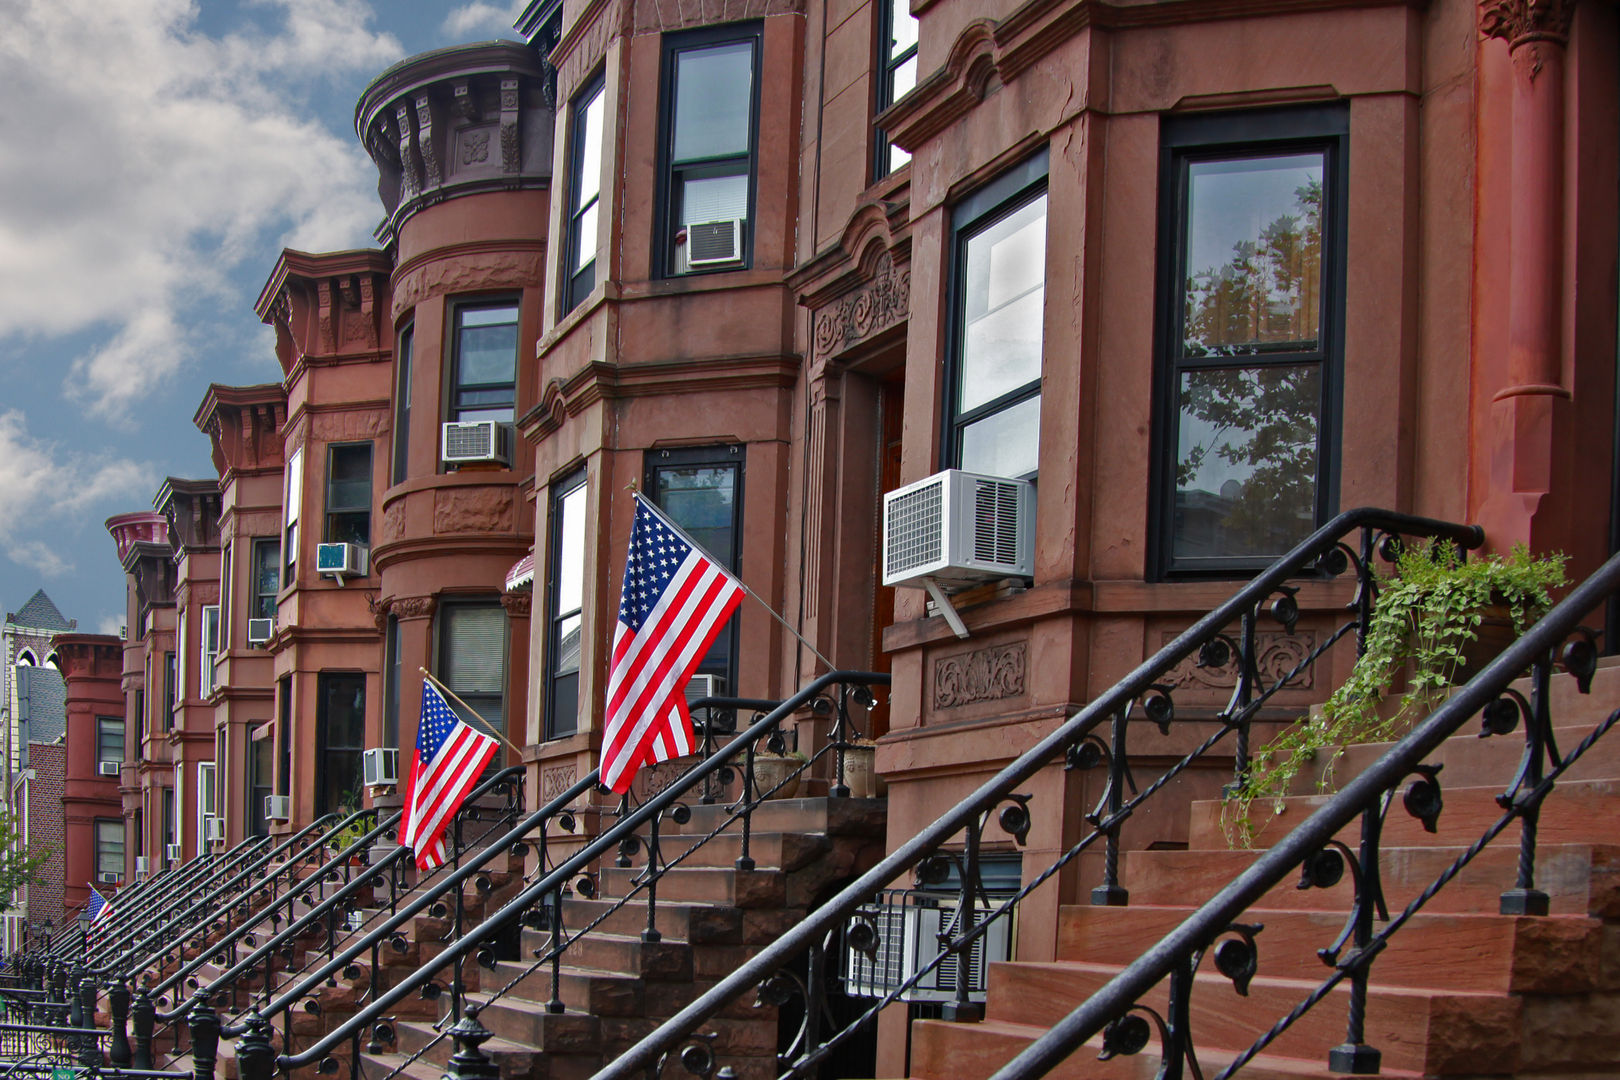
[909,1020,1433,1080]
[1189,778,1620,850]
[1120,842,1620,917]
[597,866,788,909]
[1319,722,1620,793]
[667,796,886,840]
[451,992,600,1050]
[982,960,1519,1074]
[519,926,693,980]
[1056,904,1605,992]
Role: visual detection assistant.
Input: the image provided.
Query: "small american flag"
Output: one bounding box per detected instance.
[86,886,113,924]
[401,680,500,870]
[601,496,744,792]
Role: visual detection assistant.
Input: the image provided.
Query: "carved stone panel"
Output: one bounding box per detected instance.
[433,488,515,534]
[934,642,1027,709]
[541,763,576,802]
[813,255,910,360]
[1159,631,1317,690]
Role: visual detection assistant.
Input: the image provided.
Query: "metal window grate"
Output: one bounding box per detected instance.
[885,480,944,578]
[971,478,1023,566]
[444,422,495,459]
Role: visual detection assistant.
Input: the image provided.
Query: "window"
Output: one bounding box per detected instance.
[565,77,606,313]
[251,539,281,620]
[96,717,123,766]
[95,820,123,879]
[946,151,1048,480]
[873,0,918,179]
[284,445,304,586]
[384,616,402,749]
[200,604,220,697]
[219,543,232,651]
[546,470,587,739]
[325,442,373,546]
[163,652,175,731]
[134,688,145,750]
[162,786,175,862]
[1154,106,1347,575]
[438,602,508,742]
[646,446,742,688]
[197,762,216,846]
[393,323,413,485]
[659,26,760,276]
[176,609,187,709]
[449,303,519,424]
[249,732,273,838]
[316,672,366,816]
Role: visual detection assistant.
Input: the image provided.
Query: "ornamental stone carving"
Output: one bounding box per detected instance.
[1480,0,1576,45]
[367,594,390,631]
[390,595,437,621]
[934,642,1027,709]
[541,763,576,802]
[433,488,515,534]
[813,255,910,360]
[460,129,491,164]
[499,591,532,618]
[1159,631,1317,691]
[381,502,406,544]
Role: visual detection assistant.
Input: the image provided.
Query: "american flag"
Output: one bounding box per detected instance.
[601,496,744,792]
[401,680,501,870]
[86,886,113,924]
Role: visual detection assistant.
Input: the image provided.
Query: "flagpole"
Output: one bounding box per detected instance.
[630,490,838,673]
[418,667,525,757]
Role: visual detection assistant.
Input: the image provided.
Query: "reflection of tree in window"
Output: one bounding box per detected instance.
[317,673,366,816]
[326,443,372,546]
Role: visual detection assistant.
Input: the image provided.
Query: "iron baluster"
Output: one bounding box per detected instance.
[188,991,219,1080]
[736,739,757,872]
[1092,705,1132,907]
[1500,647,1553,916]
[235,1010,274,1080]
[1325,799,1390,1074]
[107,978,131,1066]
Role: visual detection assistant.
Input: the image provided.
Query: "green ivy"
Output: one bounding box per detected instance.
[1223,541,1566,847]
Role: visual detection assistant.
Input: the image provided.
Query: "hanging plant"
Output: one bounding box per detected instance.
[1223,540,1566,847]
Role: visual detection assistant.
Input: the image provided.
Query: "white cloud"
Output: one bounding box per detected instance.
[95,614,127,638]
[0,411,158,578]
[0,0,402,420]
[441,1,526,39]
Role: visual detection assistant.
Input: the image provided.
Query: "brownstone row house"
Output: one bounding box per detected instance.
[89,0,1618,1074]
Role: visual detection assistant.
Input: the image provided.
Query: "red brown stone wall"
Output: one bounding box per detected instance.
[26,745,66,928]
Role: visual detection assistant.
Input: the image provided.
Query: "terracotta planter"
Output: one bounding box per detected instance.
[842,745,879,798]
[752,754,802,800]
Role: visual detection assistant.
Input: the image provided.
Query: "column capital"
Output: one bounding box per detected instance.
[1481,0,1576,47]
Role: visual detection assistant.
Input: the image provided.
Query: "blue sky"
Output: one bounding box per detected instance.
[0,0,529,637]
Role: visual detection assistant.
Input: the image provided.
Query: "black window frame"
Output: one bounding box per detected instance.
[251,537,281,621]
[393,322,414,486]
[655,23,763,278]
[872,0,918,181]
[564,74,607,314]
[644,444,744,691]
[314,671,367,817]
[324,441,374,546]
[1150,104,1349,579]
[446,299,520,427]
[941,149,1050,481]
[545,468,588,740]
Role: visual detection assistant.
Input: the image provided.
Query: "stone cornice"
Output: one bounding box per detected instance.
[882,0,1425,152]
[256,248,394,377]
[524,354,799,440]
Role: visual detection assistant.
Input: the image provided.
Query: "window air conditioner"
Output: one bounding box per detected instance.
[363,747,399,788]
[844,891,1014,1004]
[165,844,182,863]
[247,618,275,646]
[264,795,291,821]
[882,469,1035,589]
[315,542,368,579]
[441,421,512,467]
[98,761,121,777]
[684,674,724,707]
[134,856,148,877]
[97,872,120,886]
[204,817,225,843]
[686,219,743,267]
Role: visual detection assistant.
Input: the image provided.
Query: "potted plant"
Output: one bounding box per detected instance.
[752,747,807,800]
[841,737,881,799]
[1225,541,1565,846]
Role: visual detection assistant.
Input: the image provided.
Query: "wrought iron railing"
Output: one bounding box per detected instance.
[202,670,887,1080]
[981,549,1620,1079]
[594,507,1490,1079]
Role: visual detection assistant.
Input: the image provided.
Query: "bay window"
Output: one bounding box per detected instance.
[565,78,606,313]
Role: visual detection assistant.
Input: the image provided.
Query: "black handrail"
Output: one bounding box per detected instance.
[157,764,527,1023]
[989,546,1620,1078]
[96,815,346,976]
[596,506,1485,1079]
[274,669,889,1071]
[79,844,265,965]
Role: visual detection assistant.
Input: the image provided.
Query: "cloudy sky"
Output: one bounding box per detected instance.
[0,0,530,636]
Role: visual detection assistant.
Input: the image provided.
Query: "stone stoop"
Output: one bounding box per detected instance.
[907,667,1620,1079]
[358,796,887,1080]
